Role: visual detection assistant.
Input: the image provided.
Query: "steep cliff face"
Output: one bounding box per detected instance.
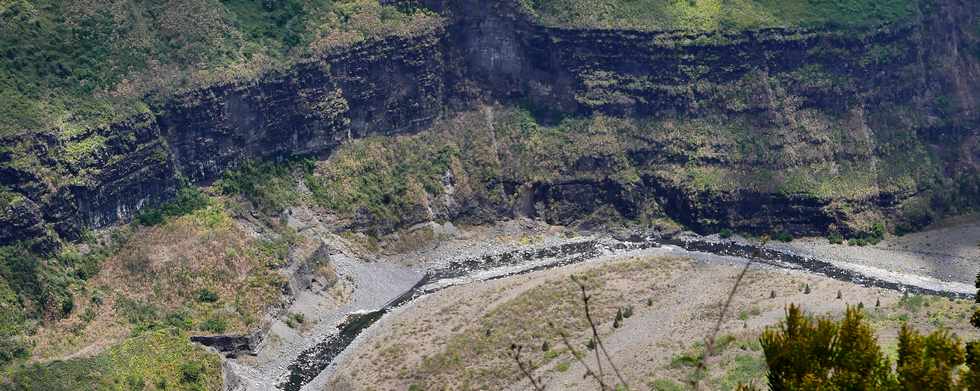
[2,0,978,247]
[161,29,446,183]
[0,113,179,243]
[416,0,979,235]
[0,26,447,247]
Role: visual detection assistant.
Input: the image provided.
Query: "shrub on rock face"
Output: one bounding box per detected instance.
[196,288,218,303]
[623,305,634,319]
[843,223,887,247]
[848,238,868,246]
[136,187,209,226]
[719,228,733,239]
[870,223,886,243]
[285,312,305,329]
[199,317,227,334]
[828,231,844,244]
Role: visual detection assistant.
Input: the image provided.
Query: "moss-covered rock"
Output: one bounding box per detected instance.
[520,0,920,31]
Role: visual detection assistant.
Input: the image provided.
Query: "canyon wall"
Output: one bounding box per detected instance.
[160,30,445,183]
[366,0,979,237]
[2,0,979,247]
[0,27,445,245]
[422,0,979,235]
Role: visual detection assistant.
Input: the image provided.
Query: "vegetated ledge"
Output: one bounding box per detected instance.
[1,0,978,251]
[0,23,447,248]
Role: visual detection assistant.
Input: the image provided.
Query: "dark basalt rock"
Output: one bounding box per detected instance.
[0,28,447,246]
[190,333,261,358]
[0,196,45,245]
[1,0,978,246]
[1,113,182,242]
[159,30,446,183]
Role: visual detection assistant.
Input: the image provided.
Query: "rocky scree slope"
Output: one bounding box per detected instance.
[1,0,979,249]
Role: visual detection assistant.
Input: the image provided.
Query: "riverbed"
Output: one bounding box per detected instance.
[219,219,979,391]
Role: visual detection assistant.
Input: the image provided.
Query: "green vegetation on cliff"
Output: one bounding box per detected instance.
[306,135,462,231]
[521,0,919,31]
[0,0,440,136]
[1,329,222,391]
[0,192,294,388]
[0,241,112,368]
[305,105,944,234]
[24,198,291,362]
[217,159,311,215]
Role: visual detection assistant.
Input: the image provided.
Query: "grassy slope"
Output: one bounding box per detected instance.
[26,199,293,361]
[0,189,301,387]
[520,0,920,31]
[0,0,439,137]
[410,257,689,389]
[304,107,941,230]
[1,329,222,391]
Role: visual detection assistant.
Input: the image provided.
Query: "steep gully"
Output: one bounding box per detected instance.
[243,231,973,391]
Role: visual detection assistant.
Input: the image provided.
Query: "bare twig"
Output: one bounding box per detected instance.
[551,323,608,390]
[571,275,607,386]
[513,273,636,390]
[572,275,630,390]
[510,344,546,391]
[691,237,768,390]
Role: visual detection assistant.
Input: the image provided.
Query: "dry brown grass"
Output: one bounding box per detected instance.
[369,257,691,390]
[97,205,284,319]
[331,253,980,391]
[30,201,291,361]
